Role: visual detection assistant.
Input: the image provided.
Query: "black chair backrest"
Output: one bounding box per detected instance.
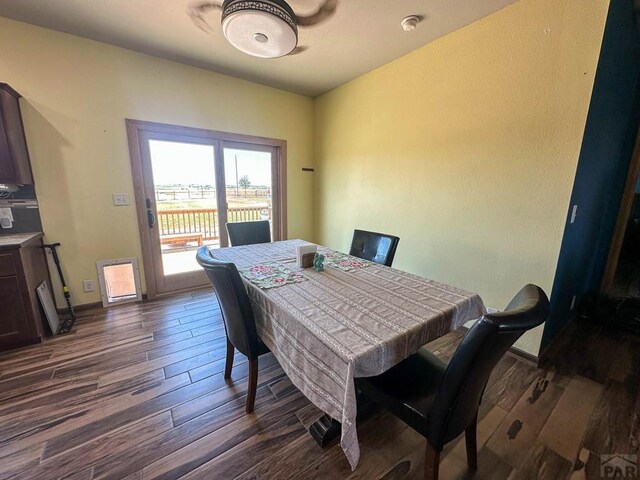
[349,229,400,267]
[226,220,271,247]
[196,246,261,358]
[427,284,549,449]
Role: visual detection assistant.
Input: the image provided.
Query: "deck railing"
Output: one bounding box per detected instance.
[157,207,269,242]
[155,188,271,202]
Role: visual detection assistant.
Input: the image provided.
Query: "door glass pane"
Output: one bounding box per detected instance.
[223,147,273,238]
[149,140,220,276]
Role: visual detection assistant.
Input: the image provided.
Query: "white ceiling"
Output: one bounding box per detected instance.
[0,0,517,97]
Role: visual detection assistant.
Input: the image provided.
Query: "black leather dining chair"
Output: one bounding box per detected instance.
[226,220,271,246]
[356,284,549,480]
[349,229,400,267]
[196,246,270,413]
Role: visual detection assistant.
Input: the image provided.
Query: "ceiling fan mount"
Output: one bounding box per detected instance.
[189,0,337,58]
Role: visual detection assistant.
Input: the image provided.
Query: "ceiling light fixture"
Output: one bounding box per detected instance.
[222,0,298,58]
[189,0,337,58]
[401,15,421,32]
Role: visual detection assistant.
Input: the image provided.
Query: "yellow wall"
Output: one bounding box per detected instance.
[0,17,314,306]
[314,0,609,354]
[0,0,610,355]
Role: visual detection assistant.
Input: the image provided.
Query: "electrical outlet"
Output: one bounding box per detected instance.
[83,279,95,292]
[112,193,130,206]
[0,207,13,229]
[0,207,13,221]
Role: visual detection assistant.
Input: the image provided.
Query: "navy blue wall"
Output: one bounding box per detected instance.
[541,0,640,349]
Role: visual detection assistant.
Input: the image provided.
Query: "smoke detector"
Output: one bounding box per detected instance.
[401,15,420,32]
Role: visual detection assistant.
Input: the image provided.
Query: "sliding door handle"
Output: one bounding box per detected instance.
[147,209,156,228]
[145,198,156,228]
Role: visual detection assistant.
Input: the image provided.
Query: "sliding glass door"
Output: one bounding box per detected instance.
[127,120,286,297]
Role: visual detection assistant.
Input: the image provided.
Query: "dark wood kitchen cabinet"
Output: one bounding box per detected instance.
[0,83,33,185]
[0,233,49,350]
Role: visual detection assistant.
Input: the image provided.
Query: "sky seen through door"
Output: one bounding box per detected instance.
[149,140,271,187]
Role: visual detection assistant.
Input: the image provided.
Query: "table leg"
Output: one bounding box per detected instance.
[308,388,378,447]
[309,414,341,447]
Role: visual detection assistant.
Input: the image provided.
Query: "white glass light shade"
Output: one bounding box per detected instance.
[222,9,297,58]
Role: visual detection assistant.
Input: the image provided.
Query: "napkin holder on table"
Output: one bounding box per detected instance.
[296,244,317,268]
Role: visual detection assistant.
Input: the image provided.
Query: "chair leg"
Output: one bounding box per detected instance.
[424,440,440,480]
[465,413,479,471]
[246,357,258,414]
[224,337,234,380]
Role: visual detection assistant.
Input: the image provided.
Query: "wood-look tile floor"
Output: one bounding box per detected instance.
[0,289,638,480]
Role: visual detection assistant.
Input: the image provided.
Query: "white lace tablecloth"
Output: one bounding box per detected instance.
[211,239,486,469]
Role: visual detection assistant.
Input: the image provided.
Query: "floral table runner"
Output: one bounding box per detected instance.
[238,262,307,289]
[321,251,372,272]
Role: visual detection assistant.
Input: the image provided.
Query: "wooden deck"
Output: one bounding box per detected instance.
[0,289,638,479]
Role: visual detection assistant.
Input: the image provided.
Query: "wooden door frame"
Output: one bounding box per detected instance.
[600,124,640,293]
[126,119,288,299]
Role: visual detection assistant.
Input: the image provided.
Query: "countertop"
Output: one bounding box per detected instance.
[0,232,43,249]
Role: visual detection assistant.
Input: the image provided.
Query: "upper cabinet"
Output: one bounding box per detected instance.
[0,84,33,185]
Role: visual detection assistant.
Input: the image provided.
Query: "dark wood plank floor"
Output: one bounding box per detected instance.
[0,289,638,479]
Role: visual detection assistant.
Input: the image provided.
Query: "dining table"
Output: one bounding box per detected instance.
[210,239,486,470]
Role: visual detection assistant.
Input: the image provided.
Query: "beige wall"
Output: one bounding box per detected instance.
[0,17,314,306]
[314,0,609,354]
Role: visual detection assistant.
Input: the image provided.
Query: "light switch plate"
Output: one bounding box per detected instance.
[112,193,130,206]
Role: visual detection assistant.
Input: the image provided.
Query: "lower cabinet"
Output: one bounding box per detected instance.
[0,237,49,351]
[0,275,30,345]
